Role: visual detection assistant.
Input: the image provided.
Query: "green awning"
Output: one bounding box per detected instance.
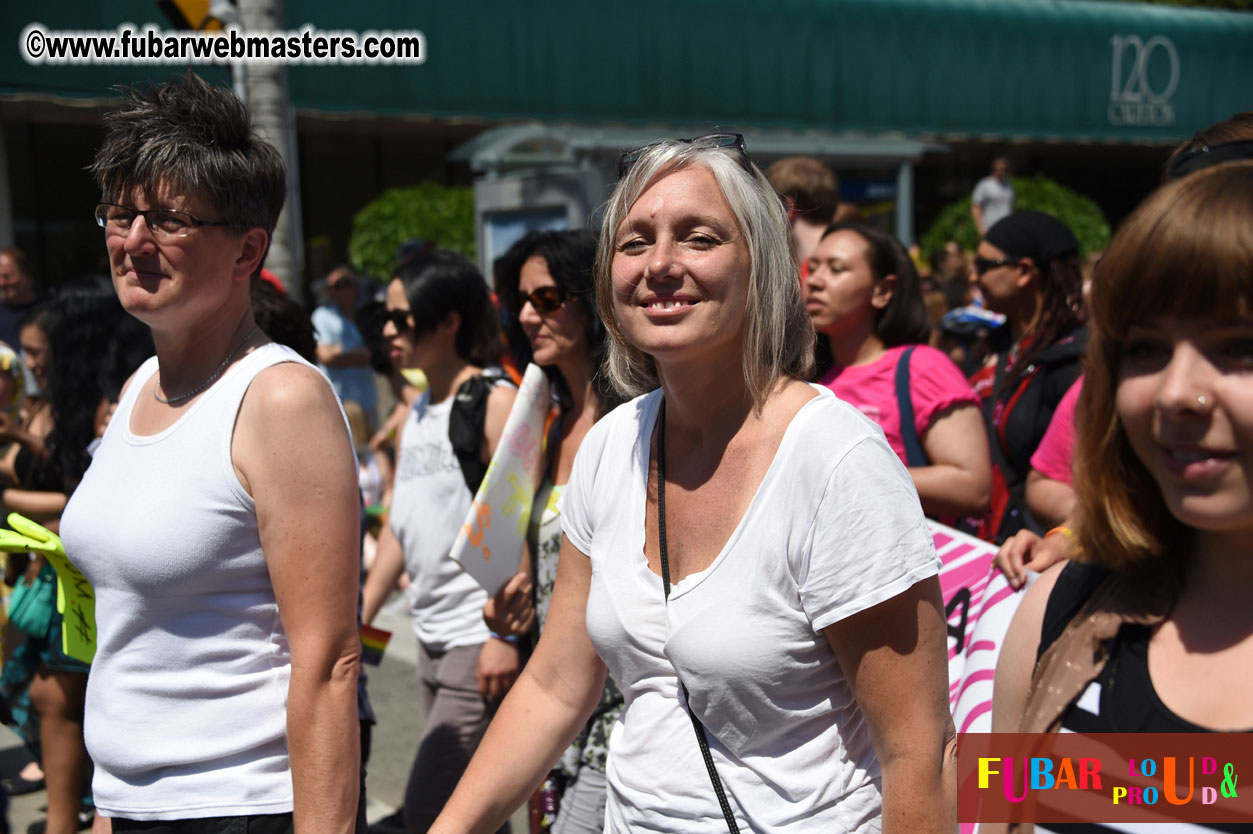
[3,0,1250,144]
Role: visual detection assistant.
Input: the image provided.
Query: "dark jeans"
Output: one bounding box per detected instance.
[111,815,293,834]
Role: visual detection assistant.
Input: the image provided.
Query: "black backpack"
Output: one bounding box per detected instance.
[447,368,509,494]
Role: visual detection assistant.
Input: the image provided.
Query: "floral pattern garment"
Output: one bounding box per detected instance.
[531,480,622,779]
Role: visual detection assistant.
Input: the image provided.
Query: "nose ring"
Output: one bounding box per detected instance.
[1196,394,1209,408]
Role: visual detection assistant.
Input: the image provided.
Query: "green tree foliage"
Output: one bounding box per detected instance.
[348,184,476,282]
[921,175,1111,257]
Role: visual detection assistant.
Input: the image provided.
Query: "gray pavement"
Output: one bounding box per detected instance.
[0,591,527,833]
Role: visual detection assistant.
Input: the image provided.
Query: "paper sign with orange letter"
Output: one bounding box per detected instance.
[451,364,550,597]
[0,513,95,663]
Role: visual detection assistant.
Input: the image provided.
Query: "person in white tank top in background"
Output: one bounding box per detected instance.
[360,250,517,834]
[59,72,363,834]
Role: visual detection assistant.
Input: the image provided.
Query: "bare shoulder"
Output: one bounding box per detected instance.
[486,381,517,411]
[992,561,1068,731]
[765,378,820,424]
[243,360,340,412]
[233,359,353,492]
[1013,560,1069,646]
[482,380,518,458]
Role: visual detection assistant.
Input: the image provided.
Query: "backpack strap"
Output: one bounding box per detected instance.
[894,346,929,468]
[448,372,498,494]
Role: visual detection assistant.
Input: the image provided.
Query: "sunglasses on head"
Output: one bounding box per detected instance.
[973,256,1021,276]
[1166,140,1253,181]
[617,133,749,178]
[518,285,567,315]
[383,309,414,332]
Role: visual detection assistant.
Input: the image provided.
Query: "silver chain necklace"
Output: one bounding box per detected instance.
[154,325,261,405]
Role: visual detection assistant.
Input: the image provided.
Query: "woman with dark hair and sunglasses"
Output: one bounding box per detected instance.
[489,229,625,833]
[965,211,1086,544]
[431,135,953,833]
[806,222,990,518]
[360,249,517,834]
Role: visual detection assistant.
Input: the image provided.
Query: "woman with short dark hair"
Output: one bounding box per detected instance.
[361,249,517,834]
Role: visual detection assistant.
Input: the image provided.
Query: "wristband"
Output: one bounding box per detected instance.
[489,631,519,645]
[1044,526,1075,541]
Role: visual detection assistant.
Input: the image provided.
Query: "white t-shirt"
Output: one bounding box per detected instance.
[560,386,940,833]
[389,378,510,651]
[972,175,1015,231]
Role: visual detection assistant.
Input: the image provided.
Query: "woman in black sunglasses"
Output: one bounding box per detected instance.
[965,211,1086,544]
[489,229,625,833]
[360,249,519,834]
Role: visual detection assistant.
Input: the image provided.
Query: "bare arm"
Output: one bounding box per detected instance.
[0,412,47,458]
[1025,468,1075,528]
[236,362,361,834]
[362,397,411,625]
[315,343,371,368]
[361,523,405,626]
[910,403,992,518]
[971,203,985,237]
[981,563,1065,834]
[431,535,607,834]
[1,487,67,524]
[824,576,957,834]
[474,382,523,698]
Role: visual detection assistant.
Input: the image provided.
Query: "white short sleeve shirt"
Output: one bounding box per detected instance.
[560,386,939,833]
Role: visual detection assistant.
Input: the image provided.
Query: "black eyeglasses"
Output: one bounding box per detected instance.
[518,286,567,315]
[617,133,749,178]
[383,309,414,332]
[94,203,230,240]
[973,256,1022,276]
[1166,140,1253,181]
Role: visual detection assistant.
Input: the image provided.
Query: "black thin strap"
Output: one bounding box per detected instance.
[657,400,742,833]
[894,345,928,468]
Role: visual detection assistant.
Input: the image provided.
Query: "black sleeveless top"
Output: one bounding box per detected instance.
[1035,562,1250,833]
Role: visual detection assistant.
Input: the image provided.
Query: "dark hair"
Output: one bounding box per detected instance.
[494,230,621,417]
[90,72,285,242]
[393,249,501,367]
[822,222,931,348]
[43,277,154,491]
[0,248,34,284]
[17,302,50,333]
[984,211,1085,395]
[251,276,316,363]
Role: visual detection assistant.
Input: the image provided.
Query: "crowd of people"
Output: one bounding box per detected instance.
[0,70,1247,834]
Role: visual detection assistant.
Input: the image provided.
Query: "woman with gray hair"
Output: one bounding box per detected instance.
[430,135,955,833]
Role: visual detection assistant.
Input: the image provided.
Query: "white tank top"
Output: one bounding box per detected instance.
[61,343,317,819]
[389,376,509,651]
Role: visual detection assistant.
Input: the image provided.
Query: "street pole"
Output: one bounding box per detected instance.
[236,0,305,302]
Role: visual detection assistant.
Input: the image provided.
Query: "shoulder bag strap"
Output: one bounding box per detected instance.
[657,400,742,834]
[894,346,928,468]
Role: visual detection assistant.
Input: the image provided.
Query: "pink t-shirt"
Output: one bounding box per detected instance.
[819,344,979,466]
[1029,375,1083,485]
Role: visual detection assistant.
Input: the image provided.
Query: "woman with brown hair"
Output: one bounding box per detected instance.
[991,161,1253,832]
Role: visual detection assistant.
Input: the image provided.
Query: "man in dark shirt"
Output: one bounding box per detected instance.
[0,249,39,349]
[0,249,43,398]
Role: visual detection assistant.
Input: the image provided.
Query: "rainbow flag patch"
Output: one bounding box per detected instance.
[360,624,392,666]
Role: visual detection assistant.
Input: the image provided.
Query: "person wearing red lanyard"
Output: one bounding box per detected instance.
[965,211,1086,544]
